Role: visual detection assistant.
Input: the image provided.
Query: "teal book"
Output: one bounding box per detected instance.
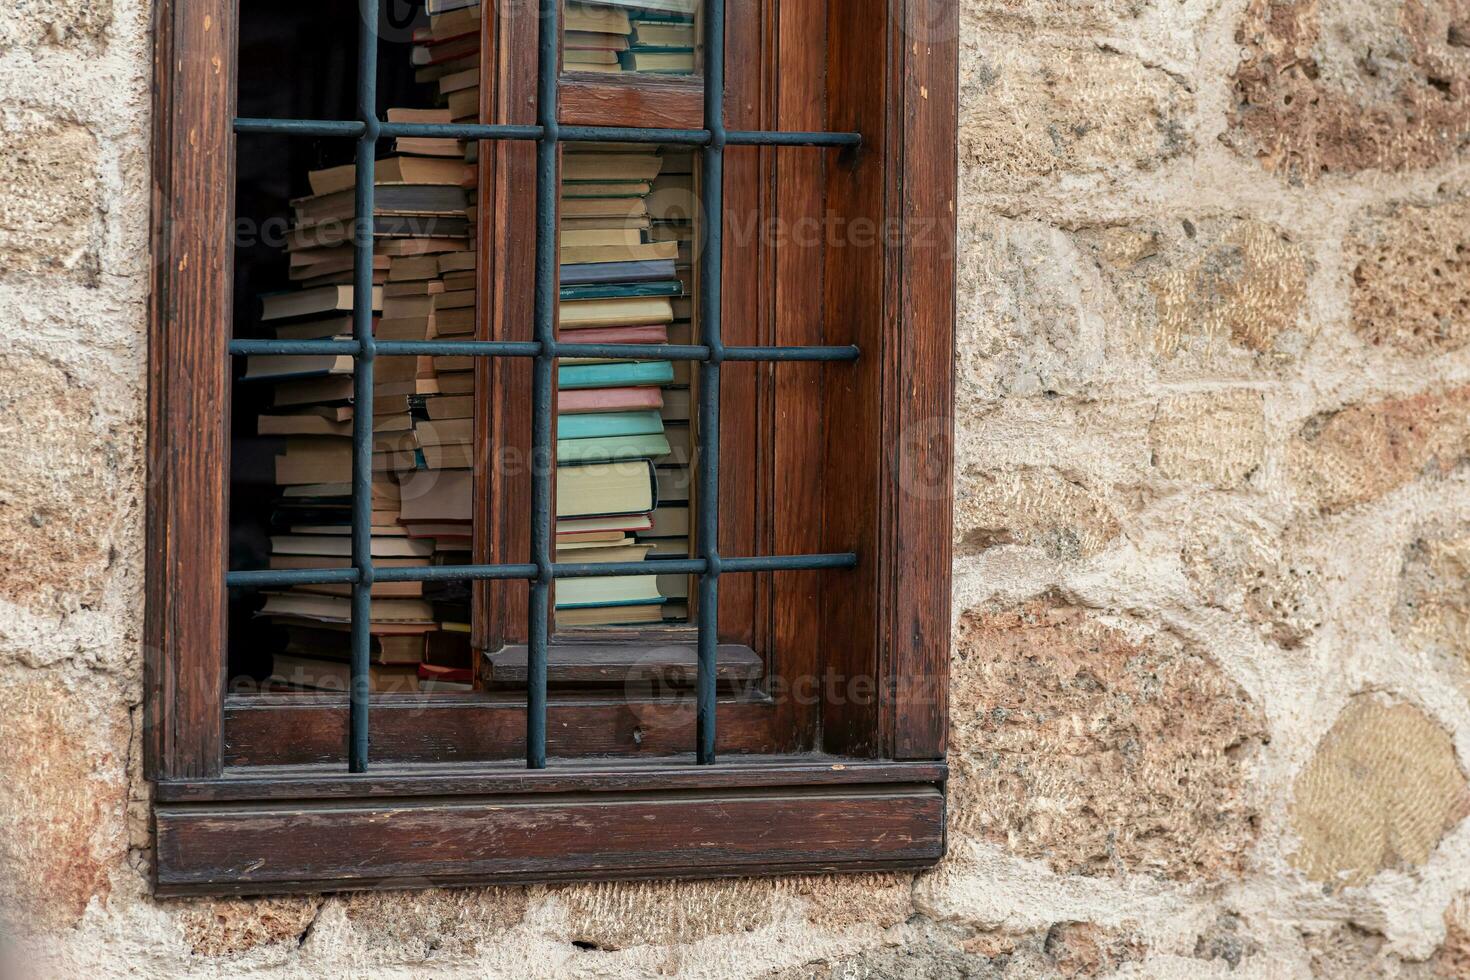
[557,410,666,440]
[559,361,675,390]
[557,432,672,464]
[560,280,683,302]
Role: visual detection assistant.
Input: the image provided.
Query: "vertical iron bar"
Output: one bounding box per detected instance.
[527,0,561,770]
[349,0,381,773]
[695,0,726,766]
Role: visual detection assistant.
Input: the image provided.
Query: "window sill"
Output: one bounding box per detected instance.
[152,756,946,896]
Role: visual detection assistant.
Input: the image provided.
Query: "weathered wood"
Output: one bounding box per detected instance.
[487,642,762,684]
[560,74,703,129]
[223,695,784,766]
[889,0,958,759]
[155,756,948,802]
[154,784,945,895]
[145,0,235,780]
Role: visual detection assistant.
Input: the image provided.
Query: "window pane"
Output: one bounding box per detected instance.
[562,1,702,78]
[555,143,698,631]
[228,0,482,696]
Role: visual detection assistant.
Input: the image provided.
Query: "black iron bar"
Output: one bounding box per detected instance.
[231,339,859,362]
[347,0,380,774]
[526,0,561,771]
[695,0,727,766]
[226,553,856,591]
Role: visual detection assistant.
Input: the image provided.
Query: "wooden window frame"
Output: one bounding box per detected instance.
[145,0,957,896]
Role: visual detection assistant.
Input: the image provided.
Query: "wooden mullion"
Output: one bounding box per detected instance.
[886,0,957,758]
[145,0,236,780]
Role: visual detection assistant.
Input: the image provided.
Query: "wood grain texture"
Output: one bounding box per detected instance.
[223,695,784,766]
[819,0,887,758]
[487,642,762,684]
[155,784,944,895]
[156,756,947,802]
[889,0,957,759]
[145,0,235,780]
[560,74,703,128]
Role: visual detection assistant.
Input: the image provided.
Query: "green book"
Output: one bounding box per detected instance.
[560,280,683,302]
[557,432,672,464]
[557,410,666,440]
[558,361,675,390]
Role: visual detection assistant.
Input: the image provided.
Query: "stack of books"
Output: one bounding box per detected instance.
[242,13,483,688]
[563,1,699,76]
[554,144,693,627]
[419,0,481,123]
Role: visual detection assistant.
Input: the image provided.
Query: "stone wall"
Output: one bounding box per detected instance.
[1,0,1468,974]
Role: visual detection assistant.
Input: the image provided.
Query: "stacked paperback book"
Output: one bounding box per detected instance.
[239,5,486,693]
[562,1,700,75]
[555,144,697,627]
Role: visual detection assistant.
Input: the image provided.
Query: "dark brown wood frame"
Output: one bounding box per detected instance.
[145,0,957,895]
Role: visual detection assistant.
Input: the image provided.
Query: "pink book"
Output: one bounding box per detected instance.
[559,324,669,345]
[558,387,664,415]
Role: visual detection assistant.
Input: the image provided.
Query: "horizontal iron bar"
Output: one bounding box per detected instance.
[229,339,859,363]
[233,118,860,149]
[377,121,544,141]
[234,117,366,137]
[226,568,360,588]
[373,564,540,583]
[726,130,863,148]
[723,345,860,362]
[224,554,856,590]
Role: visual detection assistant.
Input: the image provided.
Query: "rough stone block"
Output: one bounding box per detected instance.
[1289,386,1470,513]
[556,879,775,950]
[0,112,100,282]
[1347,194,1470,356]
[956,217,1112,402]
[1075,217,1312,376]
[174,897,322,958]
[1226,0,1470,181]
[948,601,1267,880]
[1148,390,1266,488]
[1181,515,1323,649]
[1395,528,1470,663]
[0,352,135,615]
[0,0,112,51]
[1290,695,1469,888]
[0,672,127,933]
[954,467,1123,560]
[336,888,528,959]
[960,43,1192,192]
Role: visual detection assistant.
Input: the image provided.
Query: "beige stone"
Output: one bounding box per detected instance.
[955,217,1112,401]
[0,672,128,933]
[556,879,774,950]
[1290,695,1470,888]
[1395,529,1470,663]
[1181,516,1323,649]
[1077,218,1312,374]
[1347,195,1470,356]
[173,897,322,958]
[1435,893,1470,977]
[949,602,1267,880]
[337,888,527,958]
[1289,386,1470,513]
[788,874,913,931]
[1148,390,1266,488]
[955,467,1123,560]
[1227,0,1470,181]
[961,44,1192,190]
[0,114,100,281]
[0,352,135,614]
[0,0,112,50]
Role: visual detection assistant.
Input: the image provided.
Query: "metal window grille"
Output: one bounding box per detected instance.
[227,0,862,773]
